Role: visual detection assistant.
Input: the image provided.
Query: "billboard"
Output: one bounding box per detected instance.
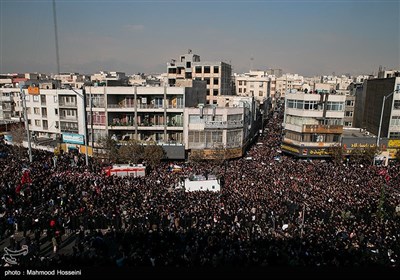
[27,86,40,95]
[62,133,84,144]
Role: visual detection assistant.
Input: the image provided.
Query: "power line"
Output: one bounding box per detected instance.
[53,0,60,75]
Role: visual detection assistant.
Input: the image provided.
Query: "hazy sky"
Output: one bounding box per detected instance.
[0,0,399,76]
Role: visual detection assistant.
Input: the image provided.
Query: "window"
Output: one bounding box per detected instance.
[188,131,205,143]
[213,78,219,85]
[238,88,242,93]
[42,120,48,129]
[326,102,344,111]
[390,132,400,138]
[227,130,242,147]
[55,109,58,115]
[259,91,263,97]
[227,114,242,121]
[390,116,400,126]
[195,66,202,74]
[287,100,299,109]
[344,121,352,127]
[345,111,353,117]
[213,89,218,96]
[34,107,40,114]
[205,78,210,85]
[186,62,191,68]
[304,101,318,110]
[168,67,177,74]
[35,120,41,126]
[213,66,219,73]
[393,100,400,109]
[239,81,243,86]
[54,96,58,103]
[206,130,222,144]
[346,100,354,107]
[204,66,210,73]
[321,118,343,125]
[189,115,202,124]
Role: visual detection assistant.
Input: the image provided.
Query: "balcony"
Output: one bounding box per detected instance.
[204,120,244,129]
[302,124,343,134]
[60,116,78,121]
[59,102,77,108]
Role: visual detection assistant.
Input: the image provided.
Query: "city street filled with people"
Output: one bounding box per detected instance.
[1,105,400,269]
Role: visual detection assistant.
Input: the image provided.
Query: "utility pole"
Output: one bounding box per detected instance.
[20,88,33,162]
[90,88,94,151]
[69,88,89,166]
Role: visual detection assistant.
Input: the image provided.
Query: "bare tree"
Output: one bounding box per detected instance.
[396,150,400,162]
[328,143,344,165]
[97,135,118,163]
[189,149,203,163]
[143,144,165,168]
[348,146,379,165]
[9,124,26,157]
[118,140,144,164]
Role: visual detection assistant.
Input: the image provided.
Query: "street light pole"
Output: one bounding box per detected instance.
[377,89,399,148]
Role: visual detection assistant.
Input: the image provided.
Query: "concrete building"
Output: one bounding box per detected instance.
[167,50,232,105]
[282,89,346,157]
[0,88,17,120]
[356,77,400,142]
[234,71,271,106]
[85,81,207,159]
[53,73,86,89]
[184,96,257,160]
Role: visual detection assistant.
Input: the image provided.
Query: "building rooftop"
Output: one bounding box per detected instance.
[342,128,376,138]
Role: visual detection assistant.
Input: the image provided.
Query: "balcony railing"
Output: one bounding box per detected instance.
[60,116,78,121]
[204,120,243,129]
[59,102,77,107]
[107,103,184,109]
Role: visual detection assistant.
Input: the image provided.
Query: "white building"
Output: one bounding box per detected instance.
[184,96,258,159]
[282,89,346,157]
[234,70,271,106]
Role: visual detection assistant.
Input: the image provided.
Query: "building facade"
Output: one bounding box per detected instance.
[358,77,400,141]
[167,50,232,105]
[282,90,346,157]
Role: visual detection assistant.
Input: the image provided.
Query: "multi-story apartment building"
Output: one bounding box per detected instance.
[0,88,17,120]
[184,96,257,159]
[274,73,305,101]
[234,71,271,106]
[16,88,85,143]
[282,89,346,157]
[167,50,232,105]
[85,80,206,159]
[356,76,400,141]
[343,92,355,128]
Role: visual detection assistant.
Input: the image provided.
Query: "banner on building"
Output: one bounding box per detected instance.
[62,133,84,145]
[27,86,40,95]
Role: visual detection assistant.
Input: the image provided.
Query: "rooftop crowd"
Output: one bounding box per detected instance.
[1,103,399,268]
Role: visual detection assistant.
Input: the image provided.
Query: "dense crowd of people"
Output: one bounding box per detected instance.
[1,103,400,269]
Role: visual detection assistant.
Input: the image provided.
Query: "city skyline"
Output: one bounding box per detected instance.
[0,0,399,76]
